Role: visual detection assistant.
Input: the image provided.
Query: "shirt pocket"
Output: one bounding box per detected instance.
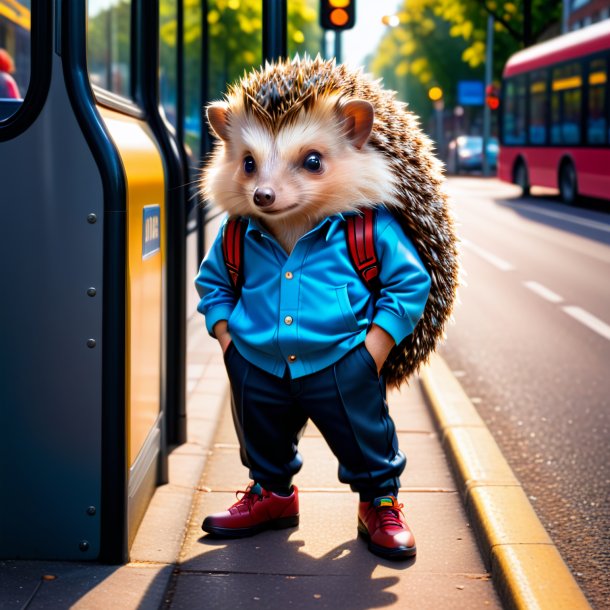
[334,284,360,333]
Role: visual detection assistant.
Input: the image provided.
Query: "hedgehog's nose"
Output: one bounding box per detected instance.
[253,187,276,208]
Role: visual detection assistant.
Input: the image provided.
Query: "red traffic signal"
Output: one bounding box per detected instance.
[486,84,500,110]
[320,0,356,31]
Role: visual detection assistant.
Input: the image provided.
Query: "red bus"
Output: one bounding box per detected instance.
[499,21,610,204]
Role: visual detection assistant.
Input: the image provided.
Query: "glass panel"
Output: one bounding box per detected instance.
[587,57,606,145]
[184,0,203,161]
[551,62,582,145]
[87,0,132,98]
[160,0,178,128]
[528,70,547,145]
[287,0,323,57]
[502,76,526,145]
[0,0,30,115]
[207,0,262,102]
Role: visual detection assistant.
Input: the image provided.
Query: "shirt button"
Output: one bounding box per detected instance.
[284,315,293,325]
[288,354,297,363]
[285,271,293,280]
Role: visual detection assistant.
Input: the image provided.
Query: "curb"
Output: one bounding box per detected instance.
[419,354,592,610]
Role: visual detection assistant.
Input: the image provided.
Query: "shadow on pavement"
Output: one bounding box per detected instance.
[163,528,414,609]
[0,560,173,610]
[492,193,610,246]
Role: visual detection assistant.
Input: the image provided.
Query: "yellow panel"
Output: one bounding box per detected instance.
[552,76,582,91]
[99,107,165,467]
[589,71,607,86]
[0,1,31,30]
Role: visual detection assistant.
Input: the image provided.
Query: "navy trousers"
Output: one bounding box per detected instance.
[223,342,406,501]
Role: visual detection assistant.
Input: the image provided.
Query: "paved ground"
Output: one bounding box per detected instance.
[0,318,500,609]
[162,320,501,609]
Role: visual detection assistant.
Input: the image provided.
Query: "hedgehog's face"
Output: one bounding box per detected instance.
[203,96,396,225]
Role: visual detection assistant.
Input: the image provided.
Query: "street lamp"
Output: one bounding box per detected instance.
[381,14,400,28]
[428,86,445,158]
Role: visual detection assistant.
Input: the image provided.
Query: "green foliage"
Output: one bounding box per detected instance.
[368,0,560,120]
[201,0,323,100]
[87,0,132,95]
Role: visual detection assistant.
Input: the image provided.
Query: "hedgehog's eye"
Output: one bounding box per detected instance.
[303,152,322,173]
[243,155,256,174]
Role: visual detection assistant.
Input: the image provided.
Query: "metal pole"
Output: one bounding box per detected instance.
[176,0,185,149]
[334,31,342,63]
[482,14,493,177]
[198,0,209,267]
[262,0,287,62]
[434,102,444,160]
[562,0,570,34]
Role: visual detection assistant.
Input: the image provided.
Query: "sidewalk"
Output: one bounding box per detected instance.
[164,326,501,609]
[0,316,589,609]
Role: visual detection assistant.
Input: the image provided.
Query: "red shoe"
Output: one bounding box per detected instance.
[202,483,299,538]
[358,496,416,559]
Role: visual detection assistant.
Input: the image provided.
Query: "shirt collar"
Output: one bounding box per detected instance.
[245,213,346,242]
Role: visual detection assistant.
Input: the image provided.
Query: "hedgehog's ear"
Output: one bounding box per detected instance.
[340,100,374,150]
[207,103,231,141]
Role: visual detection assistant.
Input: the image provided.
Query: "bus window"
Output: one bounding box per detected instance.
[529,70,547,145]
[287,0,323,58]
[0,0,30,116]
[160,0,178,129]
[587,57,607,145]
[502,76,526,145]
[551,62,582,145]
[87,0,132,98]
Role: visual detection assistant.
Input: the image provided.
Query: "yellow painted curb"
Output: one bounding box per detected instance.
[419,355,484,430]
[419,354,592,610]
[492,545,591,610]
[443,427,520,492]
[468,486,553,552]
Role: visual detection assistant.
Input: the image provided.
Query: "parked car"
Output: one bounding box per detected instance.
[447,135,498,174]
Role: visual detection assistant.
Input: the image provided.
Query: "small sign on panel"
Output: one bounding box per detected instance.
[142,205,160,259]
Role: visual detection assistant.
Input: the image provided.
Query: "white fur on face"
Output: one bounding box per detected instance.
[202,97,400,251]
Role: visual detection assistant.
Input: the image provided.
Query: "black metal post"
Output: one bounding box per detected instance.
[176,0,185,148]
[262,0,287,62]
[197,0,209,267]
[334,31,342,63]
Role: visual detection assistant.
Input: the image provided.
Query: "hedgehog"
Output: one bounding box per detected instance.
[202,55,459,387]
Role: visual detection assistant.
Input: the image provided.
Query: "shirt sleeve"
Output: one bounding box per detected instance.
[372,210,431,345]
[194,222,237,336]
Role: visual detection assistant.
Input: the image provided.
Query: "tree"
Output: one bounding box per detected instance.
[369,0,483,118]
[369,0,561,119]
[435,0,562,65]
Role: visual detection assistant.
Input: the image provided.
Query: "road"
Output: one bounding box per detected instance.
[438,177,609,609]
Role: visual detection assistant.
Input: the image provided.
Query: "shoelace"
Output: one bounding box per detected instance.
[230,485,266,513]
[377,503,405,529]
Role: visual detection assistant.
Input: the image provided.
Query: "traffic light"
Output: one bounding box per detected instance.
[486,84,500,110]
[320,0,356,31]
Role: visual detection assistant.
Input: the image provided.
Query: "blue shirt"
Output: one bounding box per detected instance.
[195,207,431,379]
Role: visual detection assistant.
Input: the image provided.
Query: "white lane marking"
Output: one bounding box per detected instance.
[523,281,564,304]
[562,306,610,341]
[510,202,610,233]
[461,238,515,271]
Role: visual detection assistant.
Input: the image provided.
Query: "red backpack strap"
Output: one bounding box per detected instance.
[345,207,382,294]
[222,216,248,296]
